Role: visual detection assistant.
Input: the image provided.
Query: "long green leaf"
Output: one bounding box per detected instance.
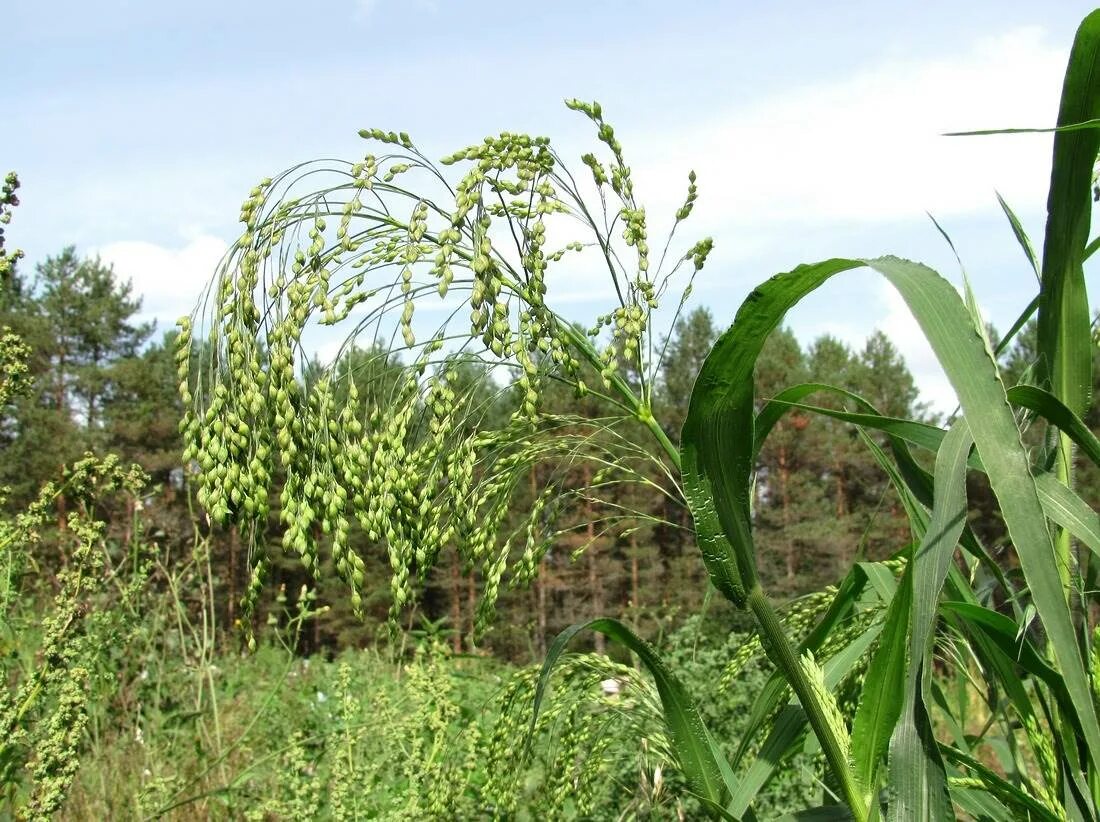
[532,618,731,811]
[755,385,947,457]
[941,747,1064,822]
[863,256,1100,775]
[851,564,911,799]
[993,294,1040,360]
[1037,10,1100,417]
[681,258,864,609]
[887,421,971,821]
[947,785,1012,822]
[1035,471,1100,557]
[945,118,1100,136]
[760,388,1100,566]
[756,386,1011,591]
[1007,383,1100,468]
[938,601,1078,728]
[996,191,1040,281]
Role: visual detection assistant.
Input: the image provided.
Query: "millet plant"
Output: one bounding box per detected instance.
[183,9,1100,818]
[177,96,703,646]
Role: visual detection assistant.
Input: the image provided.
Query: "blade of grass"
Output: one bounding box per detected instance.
[851,563,911,800]
[864,255,1100,773]
[886,420,971,821]
[1038,10,1100,606]
[1007,383,1100,468]
[938,600,1083,743]
[1034,471,1100,557]
[756,385,1010,591]
[944,118,1100,136]
[996,191,1041,282]
[1038,9,1100,419]
[941,747,1064,822]
[758,389,1100,568]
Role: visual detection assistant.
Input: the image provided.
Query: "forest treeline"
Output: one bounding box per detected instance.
[0,245,1075,662]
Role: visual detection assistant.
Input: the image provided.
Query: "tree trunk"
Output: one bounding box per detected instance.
[536,557,548,657]
[450,557,463,654]
[779,444,794,581]
[630,532,640,611]
[833,459,847,518]
[583,464,605,655]
[55,354,67,534]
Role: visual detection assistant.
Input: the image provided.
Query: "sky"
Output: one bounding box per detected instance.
[7,0,1100,412]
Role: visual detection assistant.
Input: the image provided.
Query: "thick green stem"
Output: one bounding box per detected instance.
[747,587,868,821]
[638,404,680,470]
[584,332,866,819]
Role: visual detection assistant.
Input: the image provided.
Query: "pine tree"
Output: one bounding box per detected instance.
[652,307,718,619]
[853,330,925,420]
[104,330,183,483]
[0,248,153,510]
[657,307,717,443]
[753,327,819,592]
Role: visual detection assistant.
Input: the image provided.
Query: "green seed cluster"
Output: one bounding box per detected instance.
[179,101,710,637]
[0,171,29,410]
[0,328,30,408]
[720,585,838,688]
[24,667,91,819]
[0,172,24,285]
[799,650,852,768]
[440,129,585,418]
[515,484,557,585]
[484,652,667,817]
[1021,712,1063,812]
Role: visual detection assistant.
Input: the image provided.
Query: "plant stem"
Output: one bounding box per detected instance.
[637,404,680,470]
[747,587,867,821]
[585,331,866,820]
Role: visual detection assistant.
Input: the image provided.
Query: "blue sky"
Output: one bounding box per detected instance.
[7,1,1100,410]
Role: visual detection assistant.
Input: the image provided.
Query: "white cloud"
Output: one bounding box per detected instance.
[353,0,379,20]
[613,25,1065,416]
[875,279,956,414]
[94,235,229,328]
[800,276,961,415]
[629,26,1065,233]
